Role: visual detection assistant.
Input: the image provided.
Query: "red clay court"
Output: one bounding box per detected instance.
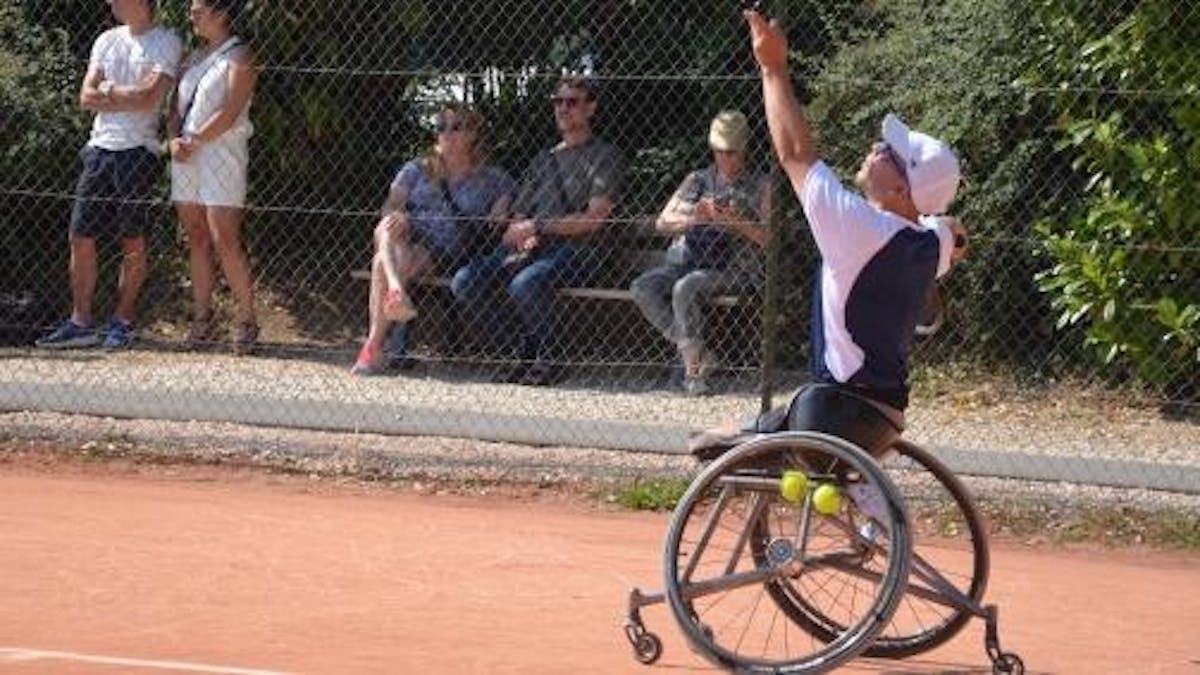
[2,455,1198,674]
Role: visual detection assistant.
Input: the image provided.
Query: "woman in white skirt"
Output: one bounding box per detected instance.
[168,0,258,353]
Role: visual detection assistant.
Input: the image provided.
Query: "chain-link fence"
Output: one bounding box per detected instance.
[2,0,1197,491]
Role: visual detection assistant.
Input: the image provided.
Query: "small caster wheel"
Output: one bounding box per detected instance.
[633,632,662,665]
[993,652,1024,674]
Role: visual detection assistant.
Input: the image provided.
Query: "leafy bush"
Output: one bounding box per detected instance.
[1028,0,1199,395]
[0,0,88,295]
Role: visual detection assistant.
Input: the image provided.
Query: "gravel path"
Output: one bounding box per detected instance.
[4,410,1199,516]
[2,346,1197,492]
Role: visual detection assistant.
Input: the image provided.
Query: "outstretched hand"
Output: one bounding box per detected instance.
[744,10,789,74]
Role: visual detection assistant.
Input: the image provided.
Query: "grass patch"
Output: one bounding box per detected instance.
[981,499,1200,550]
[611,478,690,512]
[608,479,1200,550]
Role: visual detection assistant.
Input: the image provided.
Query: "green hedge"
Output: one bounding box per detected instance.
[1028,0,1199,395]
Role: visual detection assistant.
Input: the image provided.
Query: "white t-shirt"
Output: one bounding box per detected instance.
[86,25,183,153]
[799,161,954,409]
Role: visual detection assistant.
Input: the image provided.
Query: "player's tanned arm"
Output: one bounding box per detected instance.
[745,11,819,192]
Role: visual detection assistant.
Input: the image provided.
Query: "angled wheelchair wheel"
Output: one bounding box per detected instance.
[765,439,990,659]
[869,440,990,657]
[663,432,913,674]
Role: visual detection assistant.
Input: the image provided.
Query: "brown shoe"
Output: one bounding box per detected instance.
[233,322,259,355]
[184,313,213,350]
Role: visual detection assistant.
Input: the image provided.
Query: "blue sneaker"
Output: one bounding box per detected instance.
[35,319,99,349]
[101,318,136,350]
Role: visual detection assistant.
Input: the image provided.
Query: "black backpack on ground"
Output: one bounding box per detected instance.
[0,291,53,346]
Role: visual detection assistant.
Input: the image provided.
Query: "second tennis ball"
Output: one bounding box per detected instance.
[779,470,808,503]
[812,483,842,515]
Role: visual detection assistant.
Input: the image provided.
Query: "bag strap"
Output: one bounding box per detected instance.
[180,37,243,130]
[439,176,466,218]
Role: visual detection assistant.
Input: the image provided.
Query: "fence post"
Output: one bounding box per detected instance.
[759,166,785,415]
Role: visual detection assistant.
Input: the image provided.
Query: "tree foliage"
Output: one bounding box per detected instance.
[1028,0,1199,393]
[1,0,1194,394]
[0,0,88,292]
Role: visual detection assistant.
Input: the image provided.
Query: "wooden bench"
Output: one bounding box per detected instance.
[347,233,766,368]
[348,246,754,308]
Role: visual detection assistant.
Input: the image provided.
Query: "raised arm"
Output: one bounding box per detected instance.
[745,11,819,194]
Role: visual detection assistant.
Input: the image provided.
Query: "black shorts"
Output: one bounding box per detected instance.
[738,383,902,457]
[687,383,904,463]
[784,384,902,457]
[69,146,160,240]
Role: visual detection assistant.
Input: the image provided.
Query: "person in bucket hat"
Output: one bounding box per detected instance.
[630,110,771,397]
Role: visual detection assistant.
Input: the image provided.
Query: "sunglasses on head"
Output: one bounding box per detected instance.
[550,96,588,109]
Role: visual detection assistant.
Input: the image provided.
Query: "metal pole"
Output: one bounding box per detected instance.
[759,165,784,415]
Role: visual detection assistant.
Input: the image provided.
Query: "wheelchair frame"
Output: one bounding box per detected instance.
[622,432,1024,674]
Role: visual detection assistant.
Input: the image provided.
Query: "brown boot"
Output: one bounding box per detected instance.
[233,321,259,355]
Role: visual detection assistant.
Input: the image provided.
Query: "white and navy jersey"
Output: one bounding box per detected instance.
[799,162,955,410]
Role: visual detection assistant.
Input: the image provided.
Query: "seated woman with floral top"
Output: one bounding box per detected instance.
[352,104,514,375]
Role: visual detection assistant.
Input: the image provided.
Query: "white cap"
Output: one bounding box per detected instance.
[882,114,960,215]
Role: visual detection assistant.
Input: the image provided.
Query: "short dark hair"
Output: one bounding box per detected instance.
[203,0,245,21]
[556,75,599,102]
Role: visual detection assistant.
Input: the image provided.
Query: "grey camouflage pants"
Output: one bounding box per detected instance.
[630,263,742,350]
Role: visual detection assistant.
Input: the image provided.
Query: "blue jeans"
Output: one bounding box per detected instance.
[385,321,410,362]
[451,244,590,360]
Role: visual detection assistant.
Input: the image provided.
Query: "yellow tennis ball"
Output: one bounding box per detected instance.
[812,484,842,515]
[779,470,808,503]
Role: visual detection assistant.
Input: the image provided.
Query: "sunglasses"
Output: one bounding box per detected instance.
[873,142,907,177]
[435,120,470,134]
[550,96,588,109]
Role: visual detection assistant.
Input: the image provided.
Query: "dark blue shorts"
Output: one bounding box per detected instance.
[69,146,160,240]
[409,224,466,273]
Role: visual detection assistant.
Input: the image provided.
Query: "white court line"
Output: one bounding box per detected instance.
[0,648,289,674]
